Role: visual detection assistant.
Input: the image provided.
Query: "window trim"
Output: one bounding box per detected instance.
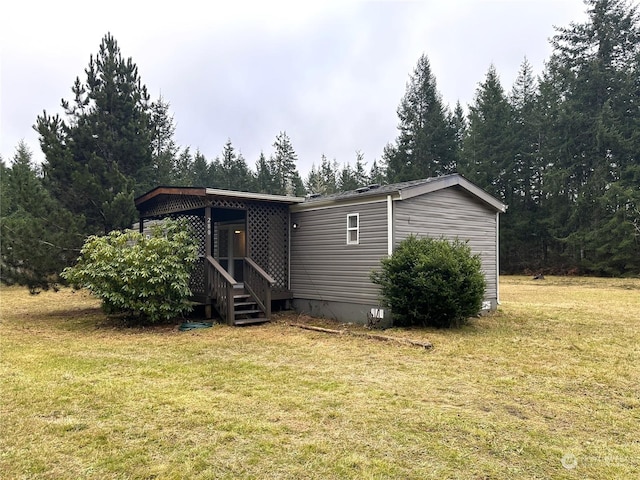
[346,213,359,245]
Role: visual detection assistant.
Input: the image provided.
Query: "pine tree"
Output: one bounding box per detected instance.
[189,150,211,187]
[450,101,468,171]
[541,0,640,274]
[0,142,84,291]
[380,143,397,184]
[303,154,339,195]
[460,65,513,200]
[353,151,369,187]
[337,164,358,192]
[174,148,194,186]
[319,155,338,194]
[216,140,253,191]
[368,158,386,185]
[509,58,542,208]
[304,164,323,195]
[289,171,306,197]
[0,155,9,216]
[499,58,551,272]
[270,132,305,196]
[386,54,457,182]
[35,33,153,234]
[148,96,179,187]
[255,152,277,194]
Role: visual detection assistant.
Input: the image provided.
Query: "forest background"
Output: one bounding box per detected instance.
[1,0,638,291]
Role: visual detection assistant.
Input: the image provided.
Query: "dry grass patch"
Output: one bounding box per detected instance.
[1,277,639,479]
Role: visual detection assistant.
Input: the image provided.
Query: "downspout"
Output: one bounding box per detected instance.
[496,211,500,306]
[387,195,393,256]
[288,210,291,290]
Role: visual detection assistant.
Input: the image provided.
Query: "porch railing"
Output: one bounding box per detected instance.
[243,257,275,320]
[206,255,238,324]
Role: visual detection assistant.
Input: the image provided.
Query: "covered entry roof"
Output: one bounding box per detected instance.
[135,186,305,218]
[135,186,305,207]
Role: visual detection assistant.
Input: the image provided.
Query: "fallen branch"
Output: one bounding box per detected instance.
[289,323,433,350]
[292,324,345,335]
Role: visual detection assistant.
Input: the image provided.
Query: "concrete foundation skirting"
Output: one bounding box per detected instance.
[292,298,393,328]
[292,297,498,327]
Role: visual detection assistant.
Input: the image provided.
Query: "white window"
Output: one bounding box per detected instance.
[347,213,359,245]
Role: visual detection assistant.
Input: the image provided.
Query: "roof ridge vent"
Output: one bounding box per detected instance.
[367,183,380,189]
[355,186,370,193]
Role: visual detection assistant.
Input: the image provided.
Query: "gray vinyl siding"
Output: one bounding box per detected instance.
[290,201,388,304]
[394,186,498,302]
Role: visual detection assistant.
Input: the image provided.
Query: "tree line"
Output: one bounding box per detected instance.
[373,0,639,275]
[1,0,638,291]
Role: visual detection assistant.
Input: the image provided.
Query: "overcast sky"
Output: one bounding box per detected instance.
[1,0,588,178]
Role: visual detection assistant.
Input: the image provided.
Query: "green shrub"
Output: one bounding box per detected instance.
[371,235,486,328]
[62,219,199,323]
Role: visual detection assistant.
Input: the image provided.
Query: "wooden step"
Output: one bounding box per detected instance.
[234,301,257,307]
[234,317,269,326]
[234,309,263,317]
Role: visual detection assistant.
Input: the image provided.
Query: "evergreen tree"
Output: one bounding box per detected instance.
[541,0,640,274]
[450,101,468,171]
[254,152,277,194]
[189,150,211,187]
[270,132,305,196]
[369,158,387,185]
[386,54,457,182]
[289,171,306,197]
[380,143,397,183]
[207,153,222,188]
[148,96,179,187]
[216,140,253,191]
[319,155,339,194]
[35,33,153,234]
[500,58,550,272]
[304,163,323,195]
[304,154,339,195]
[460,65,513,200]
[335,152,370,192]
[509,58,542,208]
[337,164,358,192]
[353,151,369,187]
[0,155,8,213]
[174,147,194,186]
[0,142,84,291]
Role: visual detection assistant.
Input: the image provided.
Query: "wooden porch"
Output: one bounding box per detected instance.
[134,187,304,325]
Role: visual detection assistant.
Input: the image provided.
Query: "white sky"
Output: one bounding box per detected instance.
[1,0,587,178]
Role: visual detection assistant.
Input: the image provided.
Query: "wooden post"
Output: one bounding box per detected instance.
[227,283,235,325]
[205,207,212,258]
[228,225,235,279]
[265,285,272,320]
[205,207,212,315]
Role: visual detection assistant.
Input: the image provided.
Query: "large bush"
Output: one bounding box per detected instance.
[62,219,199,323]
[371,235,486,328]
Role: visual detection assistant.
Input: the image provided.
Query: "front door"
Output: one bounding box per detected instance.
[218,223,246,282]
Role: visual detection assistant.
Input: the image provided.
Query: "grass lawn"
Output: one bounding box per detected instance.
[1,276,639,479]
